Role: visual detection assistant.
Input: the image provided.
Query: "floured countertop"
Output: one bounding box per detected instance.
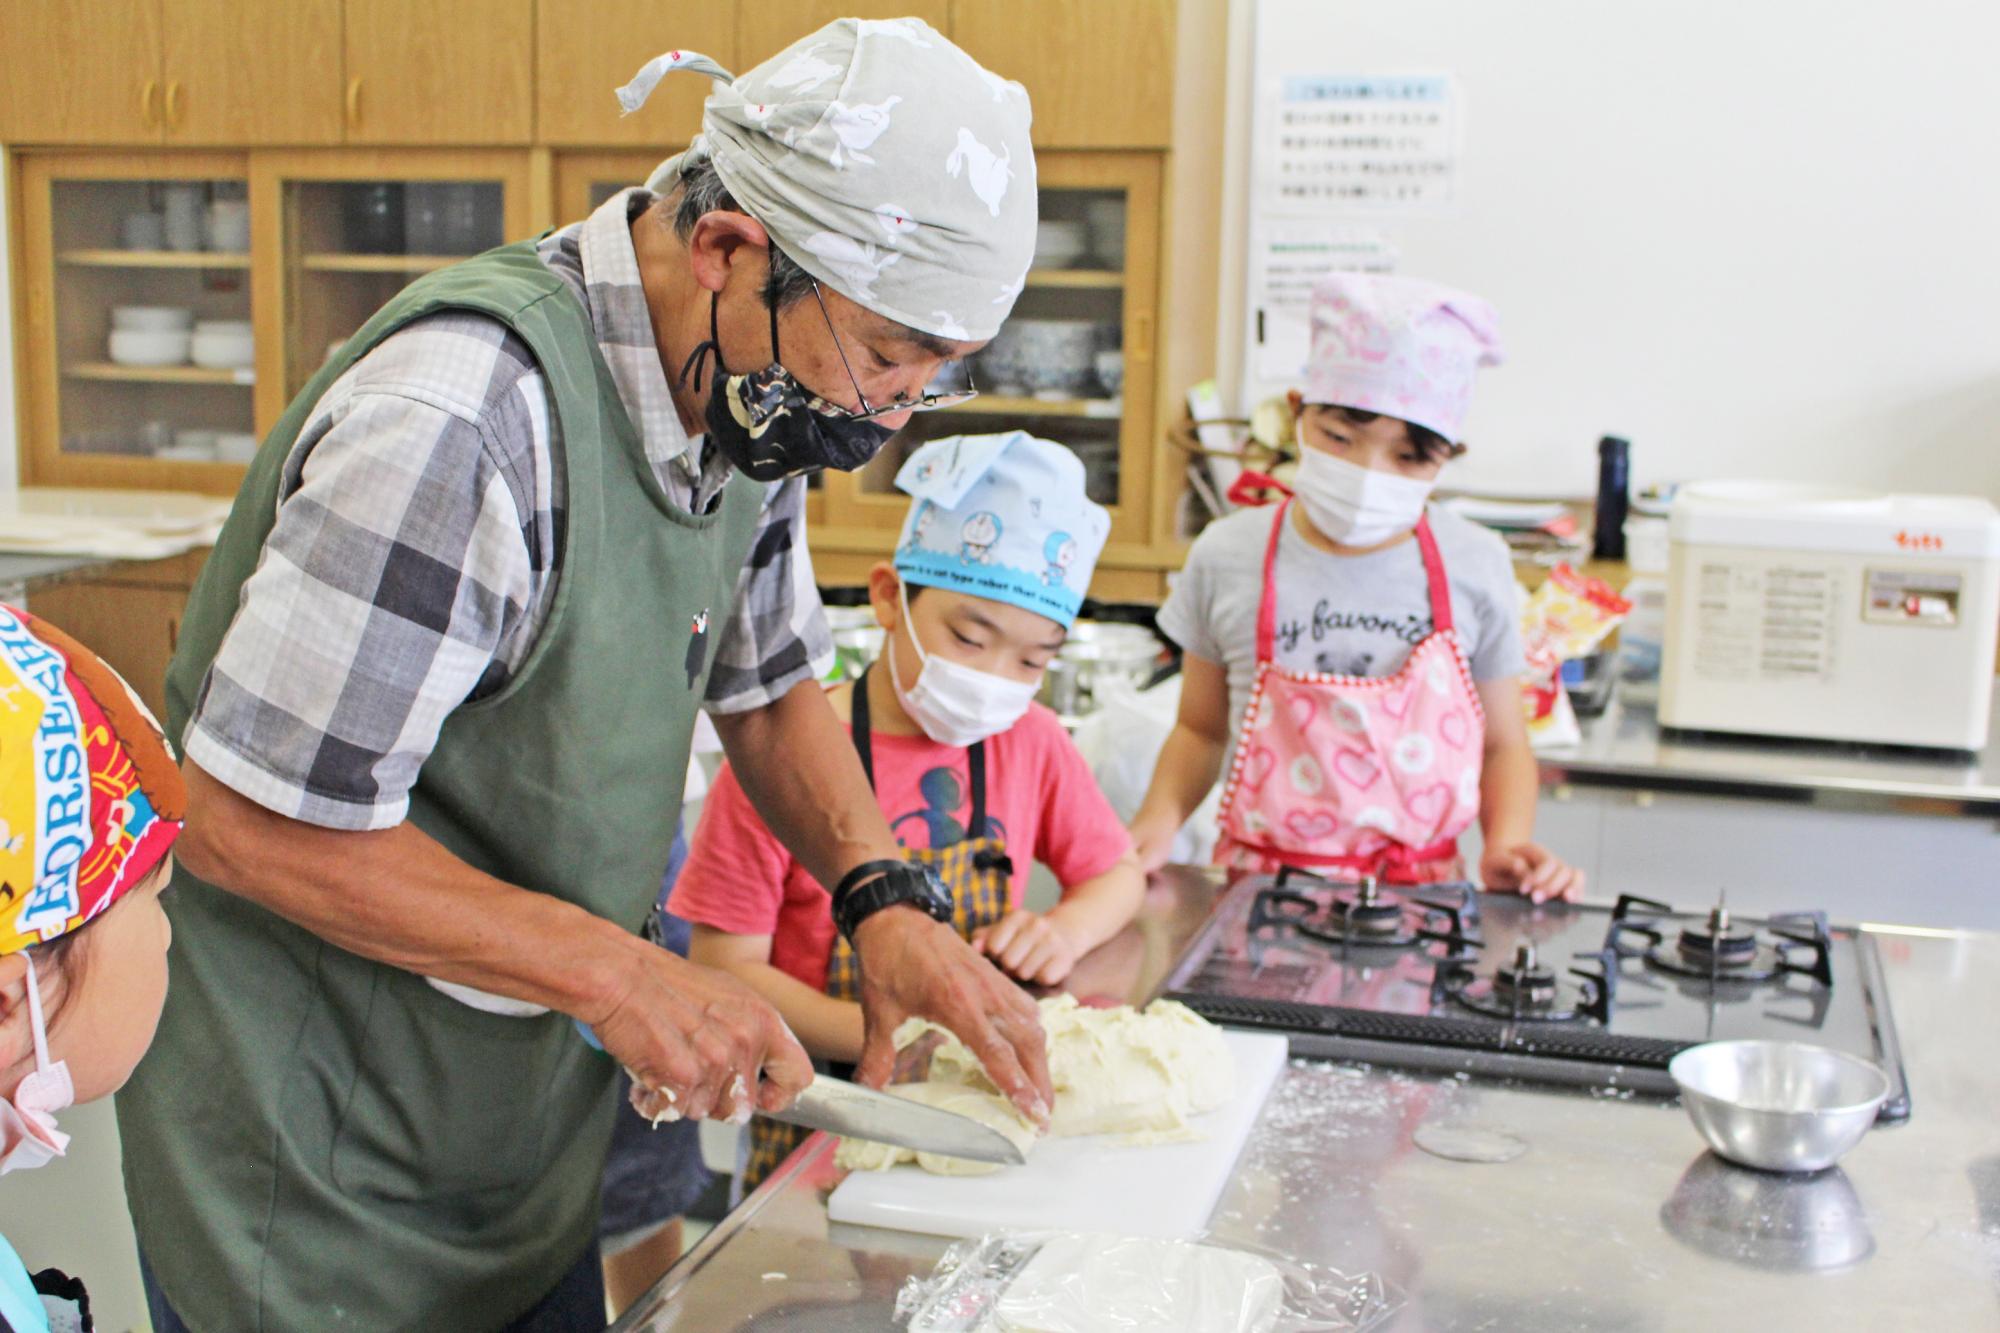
[0,487,230,561]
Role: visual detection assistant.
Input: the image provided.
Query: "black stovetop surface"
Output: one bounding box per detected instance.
[1158,868,1910,1120]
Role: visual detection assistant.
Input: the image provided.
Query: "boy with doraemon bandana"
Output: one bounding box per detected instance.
[669,431,1143,1190]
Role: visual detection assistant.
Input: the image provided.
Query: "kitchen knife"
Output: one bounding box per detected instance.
[766,1075,1028,1166]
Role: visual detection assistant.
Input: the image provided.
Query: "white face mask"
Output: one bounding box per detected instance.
[0,952,75,1176]
[1293,447,1437,547]
[888,584,1040,747]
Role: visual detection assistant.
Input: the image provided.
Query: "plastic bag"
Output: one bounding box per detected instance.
[896,1230,1404,1333]
[1070,676,1220,866]
[1518,564,1632,749]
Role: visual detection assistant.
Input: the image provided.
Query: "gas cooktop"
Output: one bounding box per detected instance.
[1157,868,1910,1121]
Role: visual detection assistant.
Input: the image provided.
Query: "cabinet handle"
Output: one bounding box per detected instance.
[164,80,184,128]
[139,79,160,128]
[1129,310,1154,362]
[346,77,363,127]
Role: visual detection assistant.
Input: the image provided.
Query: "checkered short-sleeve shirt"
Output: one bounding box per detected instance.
[184,189,832,831]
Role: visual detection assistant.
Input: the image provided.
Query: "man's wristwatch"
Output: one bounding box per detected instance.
[831,860,954,942]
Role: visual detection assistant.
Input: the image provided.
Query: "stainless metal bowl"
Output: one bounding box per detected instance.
[1660,1152,1875,1271]
[1668,1040,1889,1174]
[822,606,886,684]
[1039,621,1164,717]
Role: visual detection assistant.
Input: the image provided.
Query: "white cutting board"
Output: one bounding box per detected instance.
[827,1030,1289,1241]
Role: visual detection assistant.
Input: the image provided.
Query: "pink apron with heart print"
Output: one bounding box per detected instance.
[1215,503,1485,884]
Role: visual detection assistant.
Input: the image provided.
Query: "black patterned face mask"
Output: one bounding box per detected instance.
[680,291,896,483]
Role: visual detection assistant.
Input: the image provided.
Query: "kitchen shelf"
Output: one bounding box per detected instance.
[59,249,252,269]
[65,363,255,386]
[300,253,469,274]
[1024,268,1123,290]
[947,394,1122,419]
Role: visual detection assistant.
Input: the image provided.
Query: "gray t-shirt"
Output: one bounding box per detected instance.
[1158,503,1527,748]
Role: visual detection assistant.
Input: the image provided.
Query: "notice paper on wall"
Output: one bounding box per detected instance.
[1254,71,1461,216]
[1250,220,1401,382]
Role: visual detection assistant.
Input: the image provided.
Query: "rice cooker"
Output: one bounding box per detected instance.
[1659,481,2000,750]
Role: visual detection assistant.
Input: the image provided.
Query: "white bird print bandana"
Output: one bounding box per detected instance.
[616,17,1038,343]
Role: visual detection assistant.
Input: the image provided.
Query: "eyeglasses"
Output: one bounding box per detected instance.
[810,281,979,421]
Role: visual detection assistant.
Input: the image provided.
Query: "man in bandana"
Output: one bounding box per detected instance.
[116,19,1050,1331]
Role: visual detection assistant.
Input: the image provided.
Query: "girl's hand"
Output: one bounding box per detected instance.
[1128,816,1179,874]
[973,911,1084,987]
[1479,842,1585,905]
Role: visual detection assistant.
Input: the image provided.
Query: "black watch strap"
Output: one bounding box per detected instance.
[831,859,952,942]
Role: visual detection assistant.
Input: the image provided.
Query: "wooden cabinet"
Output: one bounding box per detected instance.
[950,0,1175,148]
[0,0,166,144]
[14,152,260,495]
[161,0,343,145]
[343,0,534,144]
[808,151,1163,579]
[536,3,734,147]
[736,1,949,65]
[24,555,208,723]
[250,149,536,410]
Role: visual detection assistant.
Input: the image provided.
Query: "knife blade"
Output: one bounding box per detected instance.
[765,1075,1027,1166]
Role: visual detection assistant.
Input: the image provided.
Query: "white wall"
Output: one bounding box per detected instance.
[1220,0,2000,501]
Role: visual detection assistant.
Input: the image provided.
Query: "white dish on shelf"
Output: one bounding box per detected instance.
[1033,219,1090,269]
[987,318,1101,396]
[108,329,192,367]
[214,432,260,465]
[155,442,218,462]
[111,305,194,332]
[190,323,255,370]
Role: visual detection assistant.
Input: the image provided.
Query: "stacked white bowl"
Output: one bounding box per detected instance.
[109,306,194,366]
[191,319,255,370]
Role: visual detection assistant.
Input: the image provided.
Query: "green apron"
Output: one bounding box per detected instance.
[114,241,766,1331]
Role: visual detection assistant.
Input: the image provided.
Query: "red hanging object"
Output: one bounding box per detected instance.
[1226,469,1295,508]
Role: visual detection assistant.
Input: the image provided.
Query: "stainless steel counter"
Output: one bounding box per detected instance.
[0,551,120,597]
[1538,689,2000,816]
[613,868,2000,1331]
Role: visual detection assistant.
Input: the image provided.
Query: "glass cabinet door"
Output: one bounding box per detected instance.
[828,152,1162,551]
[18,152,259,489]
[259,151,534,406]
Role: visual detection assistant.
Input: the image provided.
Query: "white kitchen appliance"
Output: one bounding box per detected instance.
[1660,481,2000,750]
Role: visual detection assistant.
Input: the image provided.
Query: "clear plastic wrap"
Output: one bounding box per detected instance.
[896,1230,1404,1333]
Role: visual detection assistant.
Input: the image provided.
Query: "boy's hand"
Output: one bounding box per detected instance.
[1480,842,1585,905]
[974,910,1085,987]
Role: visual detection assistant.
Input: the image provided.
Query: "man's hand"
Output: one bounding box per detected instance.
[1480,841,1585,905]
[973,910,1084,987]
[589,937,813,1123]
[850,906,1054,1126]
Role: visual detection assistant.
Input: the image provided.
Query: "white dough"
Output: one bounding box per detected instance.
[852,992,1240,1168]
[832,1080,1038,1176]
[994,1233,1284,1333]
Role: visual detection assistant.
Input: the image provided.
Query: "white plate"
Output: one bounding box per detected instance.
[1443,496,1573,528]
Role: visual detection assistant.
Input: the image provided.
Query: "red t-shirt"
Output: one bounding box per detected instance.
[669,703,1132,992]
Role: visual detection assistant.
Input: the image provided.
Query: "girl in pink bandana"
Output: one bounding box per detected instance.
[0,605,184,1331]
[1132,274,1583,901]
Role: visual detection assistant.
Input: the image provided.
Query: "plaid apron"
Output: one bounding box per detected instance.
[741,667,1013,1189]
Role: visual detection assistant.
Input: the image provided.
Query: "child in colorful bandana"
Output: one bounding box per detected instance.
[0,604,185,1332]
[669,432,1142,1190]
[1132,273,1583,901]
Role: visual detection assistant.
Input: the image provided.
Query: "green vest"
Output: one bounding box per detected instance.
[115,242,766,1331]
